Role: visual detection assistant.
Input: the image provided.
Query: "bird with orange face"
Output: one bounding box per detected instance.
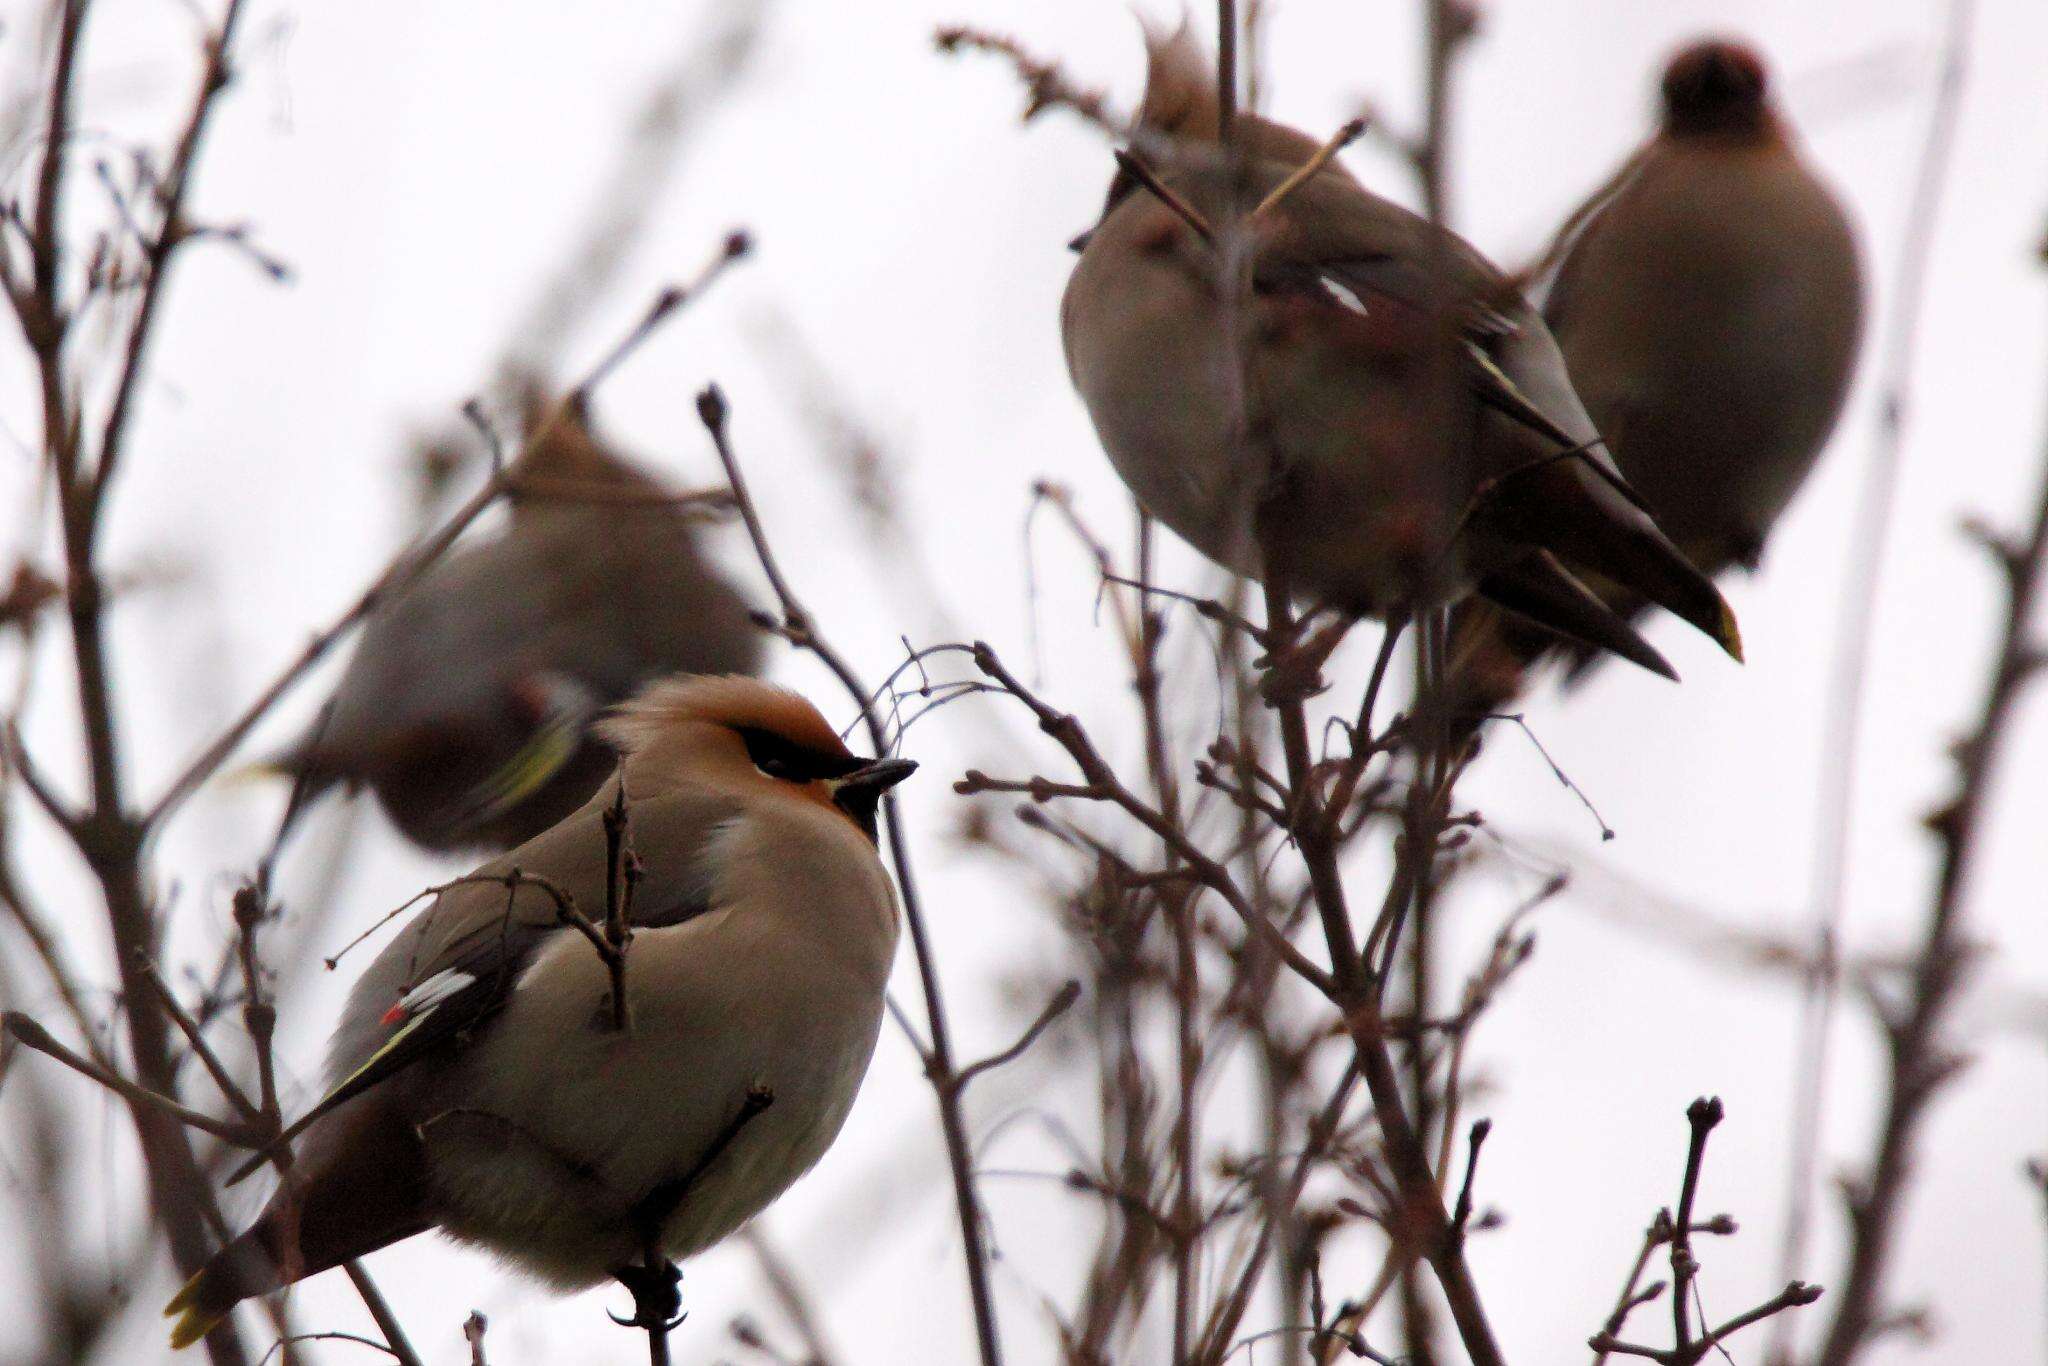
[1061,26,1745,682]
[168,677,914,1347]
[282,400,764,852]
[1446,39,1863,716]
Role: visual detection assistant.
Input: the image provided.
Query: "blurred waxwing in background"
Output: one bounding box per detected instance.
[1447,39,1863,717]
[167,677,915,1347]
[1060,25,1744,682]
[279,399,765,852]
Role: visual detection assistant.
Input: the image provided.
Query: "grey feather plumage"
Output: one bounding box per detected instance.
[289,408,764,851]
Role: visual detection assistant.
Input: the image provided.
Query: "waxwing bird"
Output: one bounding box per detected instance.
[1060,27,1743,681]
[167,677,914,1347]
[1447,39,1862,716]
[283,401,765,852]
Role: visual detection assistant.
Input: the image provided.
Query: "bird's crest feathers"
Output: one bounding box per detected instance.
[1134,15,1331,167]
[506,387,658,499]
[1137,15,1217,139]
[599,676,851,760]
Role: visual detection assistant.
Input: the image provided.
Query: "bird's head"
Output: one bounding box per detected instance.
[1070,19,1343,252]
[600,676,915,843]
[1658,39,1774,140]
[503,388,663,516]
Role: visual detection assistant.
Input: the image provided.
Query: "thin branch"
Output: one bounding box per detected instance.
[138,959,258,1121]
[1112,150,1217,244]
[696,385,1005,1366]
[2,1010,259,1145]
[1250,118,1366,219]
[88,0,253,519]
[1670,1098,1723,1354]
[953,980,1081,1092]
[958,644,1335,996]
[932,26,1125,133]
[1812,258,2048,1364]
[1780,0,1981,1317]
[342,1263,424,1366]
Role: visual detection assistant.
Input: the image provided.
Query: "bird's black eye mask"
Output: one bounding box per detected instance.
[735,727,869,783]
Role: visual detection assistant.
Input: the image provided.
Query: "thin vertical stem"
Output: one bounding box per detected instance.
[697,390,1003,1365]
[1776,0,1978,1331]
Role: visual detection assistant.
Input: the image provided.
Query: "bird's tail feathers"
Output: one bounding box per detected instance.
[165,1233,280,1350]
[1473,551,1678,685]
[1558,517,1743,664]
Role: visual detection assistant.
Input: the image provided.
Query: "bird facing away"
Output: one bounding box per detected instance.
[282,400,765,852]
[1447,39,1863,715]
[167,677,915,1348]
[1061,25,1744,682]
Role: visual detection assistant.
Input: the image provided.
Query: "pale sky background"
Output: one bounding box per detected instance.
[3,0,2046,1362]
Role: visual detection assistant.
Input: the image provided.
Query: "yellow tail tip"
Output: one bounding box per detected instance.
[1718,600,1745,664]
[164,1267,203,1317]
[164,1268,222,1350]
[222,756,294,788]
[168,1309,222,1351]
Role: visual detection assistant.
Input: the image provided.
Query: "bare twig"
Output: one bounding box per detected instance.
[1811,290,2048,1364]
[696,386,1005,1366]
[1591,1099,1823,1365]
[1779,0,1981,1322]
[953,980,1081,1092]
[2,1011,259,1146]
[602,780,637,1032]
[932,26,1125,133]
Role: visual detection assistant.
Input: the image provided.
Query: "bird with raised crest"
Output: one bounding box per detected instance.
[167,677,915,1348]
[1060,24,1745,689]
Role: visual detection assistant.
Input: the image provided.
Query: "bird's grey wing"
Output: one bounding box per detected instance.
[224,879,581,1185]
[229,789,737,1183]
[1254,243,1651,519]
[1534,141,1658,327]
[1255,169,1632,469]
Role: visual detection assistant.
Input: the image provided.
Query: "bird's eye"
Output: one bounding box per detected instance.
[736,726,864,784]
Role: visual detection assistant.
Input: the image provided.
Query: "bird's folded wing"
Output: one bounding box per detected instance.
[228,787,735,1185]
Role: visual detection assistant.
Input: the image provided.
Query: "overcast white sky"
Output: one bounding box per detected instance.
[4,0,2047,1362]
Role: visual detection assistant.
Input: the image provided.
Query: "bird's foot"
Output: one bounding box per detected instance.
[1257,616,1353,703]
[608,1258,685,1332]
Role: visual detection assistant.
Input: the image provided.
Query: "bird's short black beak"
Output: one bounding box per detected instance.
[838,757,917,795]
[831,758,918,843]
[1067,228,1095,253]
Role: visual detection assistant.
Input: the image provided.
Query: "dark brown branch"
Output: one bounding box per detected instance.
[1589,1099,1821,1365]
[1111,150,1216,245]
[602,780,636,1032]
[960,642,1336,996]
[138,959,258,1122]
[1669,1098,1721,1355]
